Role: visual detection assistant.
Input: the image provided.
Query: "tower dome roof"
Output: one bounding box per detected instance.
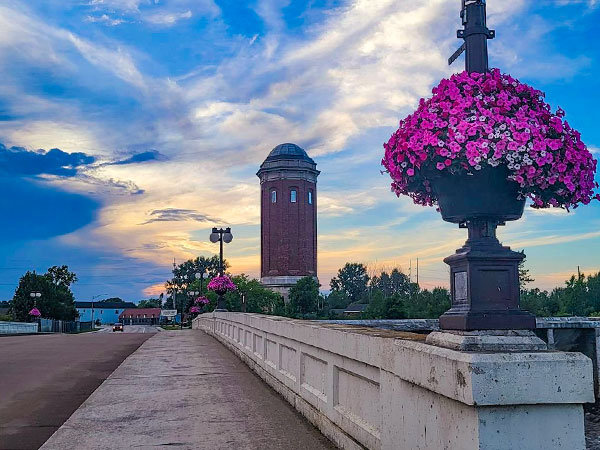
[265,143,314,163]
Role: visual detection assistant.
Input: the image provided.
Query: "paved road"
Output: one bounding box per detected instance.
[41,331,336,450]
[97,324,159,334]
[0,332,153,450]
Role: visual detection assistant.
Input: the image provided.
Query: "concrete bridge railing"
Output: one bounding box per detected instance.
[194,312,593,450]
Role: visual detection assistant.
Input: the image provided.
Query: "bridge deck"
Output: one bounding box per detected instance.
[41,330,335,450]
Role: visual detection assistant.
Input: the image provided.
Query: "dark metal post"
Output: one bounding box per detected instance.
[453,0,495,73]
[217,234,226,310]
[210,227,233,311]
[219,236,224,276]
[438,0,535,331]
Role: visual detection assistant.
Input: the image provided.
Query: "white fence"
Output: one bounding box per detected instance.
[0,321,38,334]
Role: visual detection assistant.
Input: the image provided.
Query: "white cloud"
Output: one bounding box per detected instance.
[85,14,126,26]
[88,0,149,13]
[2,0,597,294]
[144,10,192,26]
[67,33,147,90]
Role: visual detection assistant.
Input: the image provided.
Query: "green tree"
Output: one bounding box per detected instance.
[364,291,407,319]
[326,290,350,309]
[138,298,162,308]
[45,265,78,290]
[11,268,78,321]
[223,274,284,314]
[370,268,412,297]
[518,256,534,288]
[559,273,588,316]
[165,256,226,313]
[99,297,125,303]
[404,287,450,319]
[330,263,369,304]
[521,288,558,317]
[584,272,600,314]
[288,276,320,316]
[163,296,175,309]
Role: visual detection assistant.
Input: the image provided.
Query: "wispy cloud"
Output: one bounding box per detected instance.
[85,14,127,26]
[0,0,597,299]
[144,10,192,26]
[141,208,216,224]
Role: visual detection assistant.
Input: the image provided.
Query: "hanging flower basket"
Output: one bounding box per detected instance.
[382,69,599,219]
[207,275,236,296]
[194,296,210,305]
[29,307,41,317]
[433,166,525,223]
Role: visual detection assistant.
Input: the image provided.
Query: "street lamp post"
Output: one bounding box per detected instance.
[195,271,208,295]
[431,0,536,336]
[209,227,233,311]
[29,292,41,328]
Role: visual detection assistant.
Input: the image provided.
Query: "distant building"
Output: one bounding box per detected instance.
[330,302,368,319]
[119,308,161,325]
[75,301,136,324]
[257,143,320,300]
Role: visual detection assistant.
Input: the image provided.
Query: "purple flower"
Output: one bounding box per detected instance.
[381,69,598,210]
[207,275,237,293]
[29,308,41,317]
[194,296,210,305]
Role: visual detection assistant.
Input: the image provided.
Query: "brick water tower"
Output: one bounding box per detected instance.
[257,143,319,300]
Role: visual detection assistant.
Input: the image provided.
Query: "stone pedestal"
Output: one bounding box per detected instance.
[426,330,547,352]
[439,219,536,331]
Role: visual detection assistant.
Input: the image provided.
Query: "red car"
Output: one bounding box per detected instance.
[112,323,124,332]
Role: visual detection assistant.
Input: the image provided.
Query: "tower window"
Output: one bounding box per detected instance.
[290,190,297,203]
[308,191,313,204]
[271,190,277,203]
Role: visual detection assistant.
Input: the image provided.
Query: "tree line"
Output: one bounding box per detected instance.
[194,260,600,321]
[4,259,597,324]
[3,265,167,322]
[4,266,79,322]
[520,268,600,317]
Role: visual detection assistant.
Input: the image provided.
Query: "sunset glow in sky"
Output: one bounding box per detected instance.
[0,0,598,301]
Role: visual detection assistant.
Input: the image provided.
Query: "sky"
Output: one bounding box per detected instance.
[0,0,598,302]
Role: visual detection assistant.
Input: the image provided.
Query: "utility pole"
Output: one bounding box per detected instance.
[172,258,181,328]
[416,258,419,286]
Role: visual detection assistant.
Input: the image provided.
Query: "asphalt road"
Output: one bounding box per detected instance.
[98,324,159,334]
[0,331,154,450]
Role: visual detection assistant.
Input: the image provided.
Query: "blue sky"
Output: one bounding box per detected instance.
[0,0,598,301]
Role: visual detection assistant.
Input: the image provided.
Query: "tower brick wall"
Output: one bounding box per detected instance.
[257,143,319,299]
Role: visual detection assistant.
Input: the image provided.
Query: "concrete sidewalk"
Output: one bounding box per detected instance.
[41,330,335,450]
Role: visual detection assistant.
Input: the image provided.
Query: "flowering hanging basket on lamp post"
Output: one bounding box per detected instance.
[193,296,210,314]
[383,69,598,217]
[382,2,598,331]
[29,307,41,318]
[207,276,236,311]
